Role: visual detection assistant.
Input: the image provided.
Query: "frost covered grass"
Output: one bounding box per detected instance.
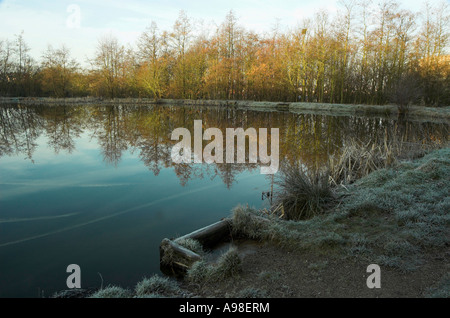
[231,148,450,273]
[161,237,204,266]
[338,147,449,271]
[135,274,181,297]
[87,275,183,298]
[186,247,242,284]
[232,204,346,253]
[89,285,132,298]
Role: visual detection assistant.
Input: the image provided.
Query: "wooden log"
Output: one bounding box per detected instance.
[159,218,233,276]
[175,218,232,249]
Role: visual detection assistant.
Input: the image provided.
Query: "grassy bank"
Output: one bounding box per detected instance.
[183,147,449,297]
[233,147,449,273]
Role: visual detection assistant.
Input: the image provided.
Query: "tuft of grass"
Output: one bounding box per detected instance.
[211,247,242,281]
[273,166,334,220]
[186,260,211,284]
[89,285,131,298]
[186,247,242,284]
[231,205,267,239]
[135,275,181,297]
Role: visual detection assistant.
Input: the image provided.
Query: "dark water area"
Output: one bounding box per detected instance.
[0,103,447,297]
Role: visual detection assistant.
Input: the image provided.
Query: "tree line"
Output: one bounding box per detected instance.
[0,0,449,106]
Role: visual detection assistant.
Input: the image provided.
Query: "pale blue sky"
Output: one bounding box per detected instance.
[0,0,428,65]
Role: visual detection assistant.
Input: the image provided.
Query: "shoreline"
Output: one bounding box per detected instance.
[1,97,449,122]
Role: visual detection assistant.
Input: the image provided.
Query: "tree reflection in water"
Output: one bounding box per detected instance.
[0,103,447,188]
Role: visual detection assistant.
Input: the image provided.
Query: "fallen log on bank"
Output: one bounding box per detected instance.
[159,218,232,276]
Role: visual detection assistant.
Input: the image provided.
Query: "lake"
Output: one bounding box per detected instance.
[0,103,448,297]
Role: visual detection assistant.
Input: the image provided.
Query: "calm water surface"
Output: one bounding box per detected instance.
[0,104,447,297]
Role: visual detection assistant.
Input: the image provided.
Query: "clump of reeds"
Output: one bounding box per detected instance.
[273,166,334,221]
[328,140,394,185]
[327,136,442,186]
[134,274,181,297]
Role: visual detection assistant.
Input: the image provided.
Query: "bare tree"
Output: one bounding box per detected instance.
[0,39,14,95]
[41,45,78,97]
[92,34,125,98]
